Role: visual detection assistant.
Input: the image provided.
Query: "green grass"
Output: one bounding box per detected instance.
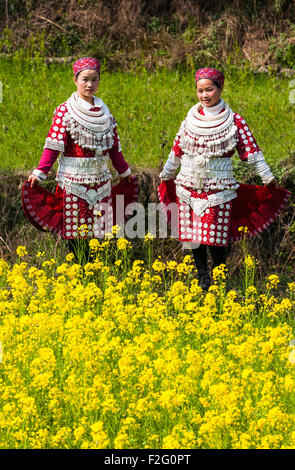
[0,55,295,175]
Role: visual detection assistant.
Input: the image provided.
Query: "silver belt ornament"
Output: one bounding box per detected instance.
[63,180,112,206]
[176,185,237,217]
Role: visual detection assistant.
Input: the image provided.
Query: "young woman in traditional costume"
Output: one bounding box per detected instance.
[158,67,290,290]
[23,57,137,262]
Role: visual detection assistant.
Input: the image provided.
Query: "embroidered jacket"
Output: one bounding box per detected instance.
[32,97,131,186]
[160,106,274,190]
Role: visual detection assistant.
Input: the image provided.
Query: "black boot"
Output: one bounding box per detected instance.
[198,269,211,291]
[192,245,211,291]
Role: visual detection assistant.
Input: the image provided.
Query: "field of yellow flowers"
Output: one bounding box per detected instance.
[0,232,295,449]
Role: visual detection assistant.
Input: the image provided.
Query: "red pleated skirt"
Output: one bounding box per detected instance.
[157,180,291,244]
[22,176,138,239]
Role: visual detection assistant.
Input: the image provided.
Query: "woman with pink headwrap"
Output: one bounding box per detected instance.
[23,57,137,262]
[159,67,290,290]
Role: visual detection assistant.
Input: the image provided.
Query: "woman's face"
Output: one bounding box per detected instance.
[74,69,100,103]
[196,78,222,107]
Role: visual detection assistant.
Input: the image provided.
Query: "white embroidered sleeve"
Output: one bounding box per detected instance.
[160,150,181,180]
[247,151,275,184]
[160,121,185,180]
[119,167,131,178]
[32,169,47,182]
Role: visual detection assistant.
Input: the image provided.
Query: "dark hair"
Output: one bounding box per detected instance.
[75,69,100,79]
[196,78,222,89]
[212,79,221,89]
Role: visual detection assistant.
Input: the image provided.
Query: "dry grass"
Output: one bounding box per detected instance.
[1,1,295,70]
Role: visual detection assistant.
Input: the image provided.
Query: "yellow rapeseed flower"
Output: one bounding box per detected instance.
[212,263,227,282]
[152,258,166,272]
[117,238,131,250]
[16,246,28,257]
[266,274,280,290]
[144,232,154,242]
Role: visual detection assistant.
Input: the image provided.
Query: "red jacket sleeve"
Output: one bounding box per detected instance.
[234,113,261,161]
[36,148,60,174]
[108,125,130,176]
[44,103,68,152]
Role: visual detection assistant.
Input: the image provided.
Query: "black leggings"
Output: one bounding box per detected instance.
[192,244,229,273]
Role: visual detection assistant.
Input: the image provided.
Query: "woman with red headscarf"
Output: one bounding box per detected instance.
[23,57,137,262]
[159,67,290,290]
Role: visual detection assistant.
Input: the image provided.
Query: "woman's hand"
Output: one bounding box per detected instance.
[119,174,133,183]
[28,175,38,188]
[266,178,279,189]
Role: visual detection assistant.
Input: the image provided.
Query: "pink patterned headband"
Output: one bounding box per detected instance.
[73,57,100,77]
[195,68,225,89]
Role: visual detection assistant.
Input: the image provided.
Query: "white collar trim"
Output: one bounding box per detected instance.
[76,95,101,110]
[202,99,225,116]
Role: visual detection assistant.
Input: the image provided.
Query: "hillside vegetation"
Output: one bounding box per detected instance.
[1,0,295,70]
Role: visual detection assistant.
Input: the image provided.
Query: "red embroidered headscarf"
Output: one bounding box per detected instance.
[73,57,101,77]
[195,68,225,89]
